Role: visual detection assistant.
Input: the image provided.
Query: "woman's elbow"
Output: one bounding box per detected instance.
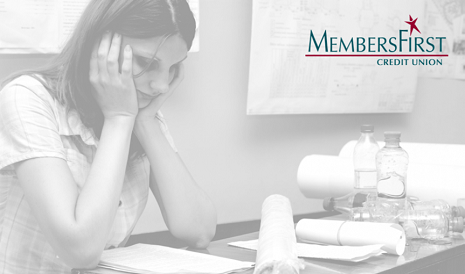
[172,218,217,249]
[192,221,217,249]
[66,253,100,270]
[53,239,103,270]
[62,248,101,270]
[192,207,217,248]
[180,226,215,249]
[190,234,213,249]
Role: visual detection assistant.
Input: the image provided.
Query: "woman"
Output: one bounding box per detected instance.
[0,0,217,273]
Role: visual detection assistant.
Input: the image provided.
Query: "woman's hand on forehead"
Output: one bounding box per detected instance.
[89,32,139,121]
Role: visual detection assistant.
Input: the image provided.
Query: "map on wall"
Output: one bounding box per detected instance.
[247,0,427,115]
[0,0,200,54]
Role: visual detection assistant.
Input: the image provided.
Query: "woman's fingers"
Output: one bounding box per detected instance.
[121,45,133,79]
[107,33,121,76]
[94,32,128,78]
[89,32,138,120]
[97,31,112,77]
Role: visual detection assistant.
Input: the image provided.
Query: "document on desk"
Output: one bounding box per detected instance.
[229,240,385,263]
[99,244,255,274]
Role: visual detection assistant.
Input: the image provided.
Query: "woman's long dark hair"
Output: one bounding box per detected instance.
[2,0,196,159]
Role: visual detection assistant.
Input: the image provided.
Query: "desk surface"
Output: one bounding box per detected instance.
[201,214,465,274]
[79,217,465,274]
[202,230,465,274]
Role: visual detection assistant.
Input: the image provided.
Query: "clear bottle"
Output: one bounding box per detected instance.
[349,204,401,223]
[347,206,464,240]
[322,191,377,211]
[398,210,464,240]
[353,125,380,191]
[409,199,465,219]
[376,131,409,208]
[331,195,415,215]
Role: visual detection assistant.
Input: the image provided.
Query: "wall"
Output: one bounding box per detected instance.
[1,0,464,234]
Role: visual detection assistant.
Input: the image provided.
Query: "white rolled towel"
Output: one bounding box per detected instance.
[253,195,305,274]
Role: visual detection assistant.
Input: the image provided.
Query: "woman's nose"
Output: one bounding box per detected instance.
[149,75,170,94]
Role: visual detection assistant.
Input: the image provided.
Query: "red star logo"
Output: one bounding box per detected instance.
[405,15,421,36]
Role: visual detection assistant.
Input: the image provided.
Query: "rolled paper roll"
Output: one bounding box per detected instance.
[297,154,465,206]
[295,219,406,255]
[253,195,304,274]
[297,155,353,199]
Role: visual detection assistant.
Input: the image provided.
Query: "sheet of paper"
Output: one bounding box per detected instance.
[229,240,385,263]
[419,0,465,79]
[0,0,91,53]
[0,0,199,54]
[99,244,254,274]
[58,0,91,47]
[247,0,424,114]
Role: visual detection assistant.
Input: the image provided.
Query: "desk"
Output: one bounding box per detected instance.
[76,217,465,274]
[203,228,465,274]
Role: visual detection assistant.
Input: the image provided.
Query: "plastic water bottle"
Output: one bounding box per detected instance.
[322,191,377,211]
[376,131,409,208]
[353,125,380,191]
[347,206,464,240]
[398,210,464,240]
[331,195,415,215]
[349,203,402,223]
[409,199,465,219]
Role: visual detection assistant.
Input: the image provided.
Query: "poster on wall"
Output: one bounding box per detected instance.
[0,0,91,54]
[0,0,199,54]
[247,0,448,115]
[419,0,465,80]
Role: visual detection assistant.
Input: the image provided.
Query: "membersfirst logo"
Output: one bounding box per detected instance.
[306,15,448,66]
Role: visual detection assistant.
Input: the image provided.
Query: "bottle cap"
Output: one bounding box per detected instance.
[453,206,465,218]
[384,131,401,141]
[323,198,335,211]
[351,209,371,221]
[450,217,464,233]
[361,124,374,133]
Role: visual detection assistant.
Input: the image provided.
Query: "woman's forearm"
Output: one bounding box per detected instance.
[76,116,134,229]
[17,116,136,269]
[69,116,135,266]
[134,120,217,248]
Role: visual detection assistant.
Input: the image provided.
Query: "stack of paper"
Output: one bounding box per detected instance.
[99,244,254,274]
[229,240,385,262]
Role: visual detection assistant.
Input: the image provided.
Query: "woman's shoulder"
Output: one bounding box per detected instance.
[1,74,52,99]
[0,74,58,115]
